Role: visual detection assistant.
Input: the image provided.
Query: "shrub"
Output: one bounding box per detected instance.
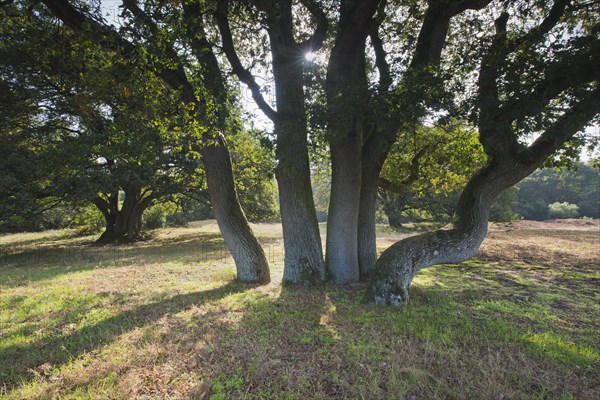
[71,205,104,233]
[489,187,520,222]
[547,202,579,219]
[144,206,167,230]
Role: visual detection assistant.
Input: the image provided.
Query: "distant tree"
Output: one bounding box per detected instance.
[34,0,270,282]
[378,123,485,227]
[548,202,580,219]
[489,187,520,222]
[515,164,600,220]
[0,7,278,241]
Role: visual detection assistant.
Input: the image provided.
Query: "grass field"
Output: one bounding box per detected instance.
[1,221,598,399]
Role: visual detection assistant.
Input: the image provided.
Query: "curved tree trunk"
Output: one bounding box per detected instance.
[202,134,270,284]
[214,0,323,284]
[366,161,529,306]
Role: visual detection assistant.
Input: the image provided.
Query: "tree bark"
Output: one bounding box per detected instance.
[41,0,271,284]
[366,160,536,306]
[275,119,326,284]
[357,126,396,278]
[327,125,362,283]
[325,0,380,284]
[202,133,271,284]
[270,25,325,285]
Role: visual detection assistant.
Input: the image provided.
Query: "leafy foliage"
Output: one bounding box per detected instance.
[515,164,600,220]
[378,122,485,224]
[547,201,579,219]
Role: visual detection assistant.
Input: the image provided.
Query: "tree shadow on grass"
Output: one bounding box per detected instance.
[0,280,254,388]
[0,233,232,287]
[186,285,337,399]
[185,276,600,400]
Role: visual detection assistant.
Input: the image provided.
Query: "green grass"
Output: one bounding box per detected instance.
[0,223,598,399]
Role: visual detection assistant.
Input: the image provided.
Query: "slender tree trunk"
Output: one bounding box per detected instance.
[357,129,396,278]
[202,133,271,284]
[327,126,362,283]
[366,160,533,305]
[272,56,325,284]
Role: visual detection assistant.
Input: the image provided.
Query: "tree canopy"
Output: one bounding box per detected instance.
[0,0,598,304]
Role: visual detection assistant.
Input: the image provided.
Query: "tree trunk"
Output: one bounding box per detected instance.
[265,1,326,284]
[324,0,380,284]
[95,204,144,243]
[94,193,119,243]
[366,160,530,306]
[202,133,271,284]
[93,184,147,243]
[214,0,324,284]
[96,214,117,243]
[326,127,362,283]
[357,173,379,279]
[272,60,325,285]
[357,129,396,278]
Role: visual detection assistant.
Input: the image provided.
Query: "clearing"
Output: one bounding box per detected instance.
[0,220,598,399]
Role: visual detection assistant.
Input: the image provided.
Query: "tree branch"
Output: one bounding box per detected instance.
[40,0,196,103]
[378,145,430,194]
[525,87,600,164]
[121,0,196,102]
[505,0,571,53]
[411,0,492,68]
[368,7,391,91]
[180,1,230,124]
[214,1,279,122]
[297,0,329,52]
[500,39,600,122]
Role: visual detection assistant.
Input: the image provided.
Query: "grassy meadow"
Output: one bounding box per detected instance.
[0,220,598,399]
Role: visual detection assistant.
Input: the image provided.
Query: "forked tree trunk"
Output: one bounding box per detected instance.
[94,191,146,244]
[366,160,532,305]
[325,0,378,284]
[202,133,271,284]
